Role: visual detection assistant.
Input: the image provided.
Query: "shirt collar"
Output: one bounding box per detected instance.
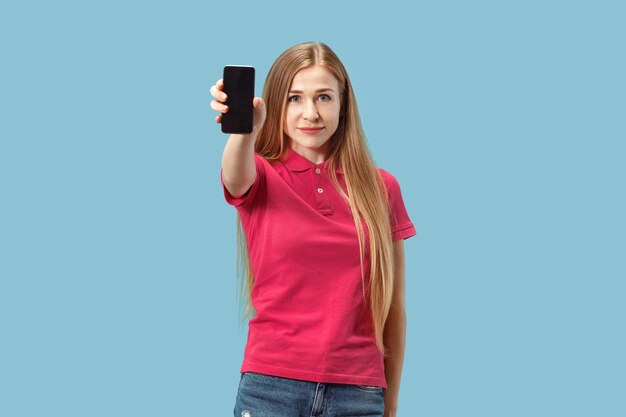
[281,147,344,174]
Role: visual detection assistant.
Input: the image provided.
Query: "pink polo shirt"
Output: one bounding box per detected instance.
[221,147,416,388]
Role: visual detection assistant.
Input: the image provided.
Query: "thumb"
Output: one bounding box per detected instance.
[253,97,265,109]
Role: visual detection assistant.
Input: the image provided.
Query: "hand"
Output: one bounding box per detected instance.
[209,79,267,134]
[383,389,398,417]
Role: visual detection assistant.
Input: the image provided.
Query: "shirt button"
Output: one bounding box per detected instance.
[317,188,324,193]
[315,168,321,174]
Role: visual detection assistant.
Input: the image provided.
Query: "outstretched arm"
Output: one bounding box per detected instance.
[210,78,266,197]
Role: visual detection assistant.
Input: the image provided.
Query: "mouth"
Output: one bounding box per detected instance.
[298,127,324,134]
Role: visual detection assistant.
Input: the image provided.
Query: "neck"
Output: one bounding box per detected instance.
[289,144,327,164]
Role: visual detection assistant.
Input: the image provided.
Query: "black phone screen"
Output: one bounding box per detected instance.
[221,65,255,134]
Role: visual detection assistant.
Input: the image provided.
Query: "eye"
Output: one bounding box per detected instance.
[288,95,300,103]
[318,94,331,102]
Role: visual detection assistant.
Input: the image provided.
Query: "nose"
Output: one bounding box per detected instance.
[303,99,319,120]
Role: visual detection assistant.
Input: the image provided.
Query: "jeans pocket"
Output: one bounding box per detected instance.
[354,384,384,393]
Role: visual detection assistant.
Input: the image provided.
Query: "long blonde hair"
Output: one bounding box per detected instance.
[236,42,395,357]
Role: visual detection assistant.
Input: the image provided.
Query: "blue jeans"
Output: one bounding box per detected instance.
[233,372,385,417]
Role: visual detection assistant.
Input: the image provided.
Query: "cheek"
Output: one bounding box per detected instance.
[282,109,291,131]
[285,108,297,126]
[325,104,341,125]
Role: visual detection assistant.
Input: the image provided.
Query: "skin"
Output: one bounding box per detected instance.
[283,65,341,164]
[210,70,407,416]
[383,240,407,417]
[210,79,265,198]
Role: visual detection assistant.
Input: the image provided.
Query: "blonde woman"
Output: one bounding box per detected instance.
[210,42,416,417]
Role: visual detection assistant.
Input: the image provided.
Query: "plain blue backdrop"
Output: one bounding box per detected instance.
[1,1,624,416]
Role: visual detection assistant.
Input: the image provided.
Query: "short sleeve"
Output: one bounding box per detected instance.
[221,154,266,207]
[379,169,417,242]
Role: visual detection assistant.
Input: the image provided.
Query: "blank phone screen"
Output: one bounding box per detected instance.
[221,66,255,134]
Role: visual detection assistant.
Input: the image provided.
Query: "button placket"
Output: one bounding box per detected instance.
[313,165,332,215]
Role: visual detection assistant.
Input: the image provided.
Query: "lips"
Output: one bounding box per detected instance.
[298,127,324,134]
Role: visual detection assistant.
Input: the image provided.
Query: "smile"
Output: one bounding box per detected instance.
[298,127,324,135]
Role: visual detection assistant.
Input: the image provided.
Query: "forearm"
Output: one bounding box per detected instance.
[383,305,407,417]
[221,133,257,197]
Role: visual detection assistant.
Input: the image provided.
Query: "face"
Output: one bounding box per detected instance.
[283,65,341,163]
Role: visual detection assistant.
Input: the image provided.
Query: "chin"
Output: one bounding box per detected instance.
[299,136,331,147]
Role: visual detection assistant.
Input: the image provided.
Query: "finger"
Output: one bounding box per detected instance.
[210,99,229,113]
[210,84,218,98]
[215,115,222,124]
[210,85,228,102]
[213,79,225,99]
[253,97,264,109]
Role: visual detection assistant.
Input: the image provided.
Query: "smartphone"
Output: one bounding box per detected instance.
[221,65,255,134]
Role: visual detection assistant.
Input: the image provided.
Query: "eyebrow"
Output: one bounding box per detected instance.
[288,88,335,94]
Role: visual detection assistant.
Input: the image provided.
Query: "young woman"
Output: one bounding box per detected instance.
[210,42,416,417]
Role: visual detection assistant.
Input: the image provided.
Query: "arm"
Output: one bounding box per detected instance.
[210,79,266,198]
[383,239,407,417]
[221,132,257,198]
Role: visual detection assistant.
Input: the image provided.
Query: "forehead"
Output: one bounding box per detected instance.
[290,66,339,91]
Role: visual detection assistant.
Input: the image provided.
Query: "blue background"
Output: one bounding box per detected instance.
[1,1,624,416]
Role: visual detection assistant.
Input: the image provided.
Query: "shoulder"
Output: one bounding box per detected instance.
[255,153,286,169]
[254,153,270,166]
[251,153,276,176]
[377,167,401,194]
[376,167,416,238]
